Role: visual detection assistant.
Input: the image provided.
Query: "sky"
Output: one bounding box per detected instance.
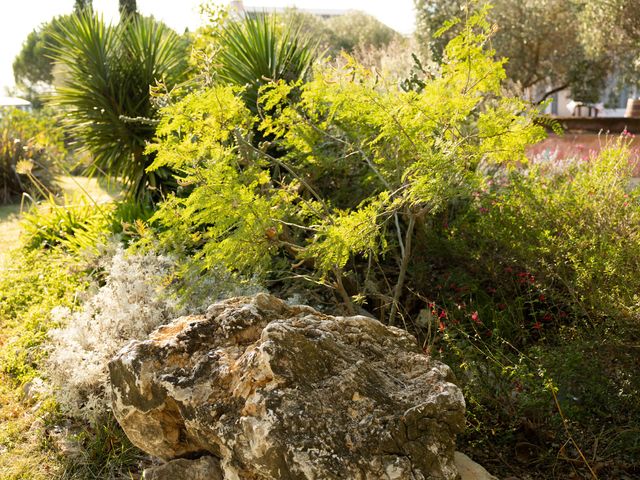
[0,0,416,94]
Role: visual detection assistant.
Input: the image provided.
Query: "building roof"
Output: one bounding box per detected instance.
[244,6,345,17]
[230,1,346,18]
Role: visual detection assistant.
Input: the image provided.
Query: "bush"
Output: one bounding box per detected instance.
[45,243,262,420]
[45,247,179,419]
[0,249,87,384]
[20,197,114,253]
[0,244,150,479]
[393,137,640,478]
[20,195,153,254]
[149,7,545,323]
[0,108,64,204]
[452,137,640,329]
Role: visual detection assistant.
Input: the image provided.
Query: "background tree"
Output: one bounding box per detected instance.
[277,9,401,57]
[12,16,69,106]
[414,0,613,102]
[73,0,93,13]
[119,0,138,18]
[324,11,400,53]
[194,13,317,112]
[13,1,92,106]
[578,0,640,88]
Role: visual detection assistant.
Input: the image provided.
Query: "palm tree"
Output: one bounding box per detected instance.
[49,11,189,201]
[214,14,317,112]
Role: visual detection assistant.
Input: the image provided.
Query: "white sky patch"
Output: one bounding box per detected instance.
[0,0,416,94]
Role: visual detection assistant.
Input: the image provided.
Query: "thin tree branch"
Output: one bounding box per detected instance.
[389,213,416,326]
[535,83,569,105]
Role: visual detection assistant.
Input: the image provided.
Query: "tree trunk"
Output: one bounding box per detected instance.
[119,0,138,19]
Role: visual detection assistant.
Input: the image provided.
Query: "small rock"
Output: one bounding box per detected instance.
[455,451,499,480]
[21,377,47,402]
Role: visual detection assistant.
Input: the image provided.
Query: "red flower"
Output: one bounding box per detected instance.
[539,294,546,302]
[439,321,446,332]
[543,313,553,322]
[471,311,481,324]
[439,310,447,319]
[532,321,543,330]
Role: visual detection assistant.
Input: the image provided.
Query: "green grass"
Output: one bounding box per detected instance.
[0,175,121,267]
[0,213,144,479]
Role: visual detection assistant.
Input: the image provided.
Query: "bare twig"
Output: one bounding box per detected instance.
[548,383,599,479]
[389,213,416,326]
[333,267,355,314]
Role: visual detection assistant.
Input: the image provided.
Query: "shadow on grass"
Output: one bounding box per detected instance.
[55,176,122,204]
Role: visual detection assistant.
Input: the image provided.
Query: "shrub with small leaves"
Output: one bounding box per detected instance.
[46,247,178,419]
[149,6,546,322]
[454,137,640,327]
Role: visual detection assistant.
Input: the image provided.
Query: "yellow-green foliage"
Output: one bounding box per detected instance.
[149,8,546,312]
[20,194,153,255]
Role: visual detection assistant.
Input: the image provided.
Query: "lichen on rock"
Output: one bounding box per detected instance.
[109,293,466,479]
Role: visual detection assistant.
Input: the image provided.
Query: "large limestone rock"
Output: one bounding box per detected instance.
[109,293,466,479]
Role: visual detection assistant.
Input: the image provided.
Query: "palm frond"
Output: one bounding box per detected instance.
[215,14,317,111]
[49,12,189,201]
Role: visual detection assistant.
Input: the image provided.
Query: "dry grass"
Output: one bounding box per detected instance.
[0,382,64,479]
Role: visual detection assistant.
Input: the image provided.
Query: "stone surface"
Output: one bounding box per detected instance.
[454,452,499,480]
[109,293,466,479]
[142,456,223,480]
